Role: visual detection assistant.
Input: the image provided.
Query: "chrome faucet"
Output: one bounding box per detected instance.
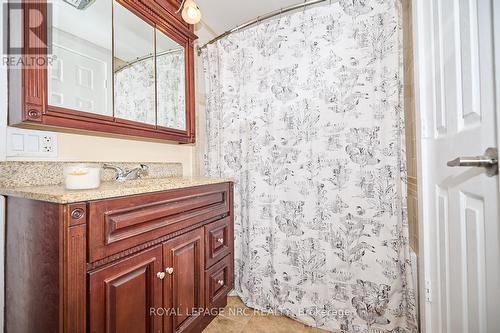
[103,164,149,182]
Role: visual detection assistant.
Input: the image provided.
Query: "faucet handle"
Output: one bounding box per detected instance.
[139,164,149,174]
[137,164,149,178]
[102,164,125,179]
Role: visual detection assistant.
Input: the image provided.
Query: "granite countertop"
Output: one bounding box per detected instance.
[0,177,232,204]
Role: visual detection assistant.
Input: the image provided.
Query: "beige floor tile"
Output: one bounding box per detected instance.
[219,296,255,324]
[203,315,246,333]
[203,296,337,333]
[240,314,307,333]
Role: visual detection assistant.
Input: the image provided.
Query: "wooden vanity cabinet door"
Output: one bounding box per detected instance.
[163,228,205,333]
[89,246,163,333]
[205,255,233,310]
[204,216,233,268]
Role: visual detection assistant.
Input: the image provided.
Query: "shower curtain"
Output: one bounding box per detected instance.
[202,1,417,332]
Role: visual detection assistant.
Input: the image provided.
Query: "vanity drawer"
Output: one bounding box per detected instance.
[205,255,233,308]
[205,216,233,268]
[88,183,230,262]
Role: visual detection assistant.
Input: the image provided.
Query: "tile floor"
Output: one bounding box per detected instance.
[203,297,332,333]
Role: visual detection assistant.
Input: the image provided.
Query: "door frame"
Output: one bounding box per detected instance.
[411,0,431,330]
[412,0,500,332]
[494,0,500,192]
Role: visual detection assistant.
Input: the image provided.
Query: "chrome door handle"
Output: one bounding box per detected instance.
[447,147,498,176]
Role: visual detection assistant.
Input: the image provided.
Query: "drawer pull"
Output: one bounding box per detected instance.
[71,208,85,220]
[157,272,166,280]
[217,238,224,244]
[217,279,224,286]
[165,267,174,274]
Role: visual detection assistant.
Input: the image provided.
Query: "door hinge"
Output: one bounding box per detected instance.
[425,280,432,303]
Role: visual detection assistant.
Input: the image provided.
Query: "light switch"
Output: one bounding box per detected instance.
[6,127,58,158]
[10,133,24,151]
[26,135,39,152]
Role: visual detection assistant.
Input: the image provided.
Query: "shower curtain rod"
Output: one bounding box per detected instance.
[114,48,184,73]
[197,0,338,54]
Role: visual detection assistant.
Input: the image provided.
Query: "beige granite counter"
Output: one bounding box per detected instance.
[0,161,183,187]
[0,177,232,204]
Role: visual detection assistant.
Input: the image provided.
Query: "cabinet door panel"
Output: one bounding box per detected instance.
[205,255,233,309]
[89,246,163,333]
[163,229,204,333]
[204,216,233,268]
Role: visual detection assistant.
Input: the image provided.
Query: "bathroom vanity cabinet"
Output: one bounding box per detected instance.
[4,182,234,333]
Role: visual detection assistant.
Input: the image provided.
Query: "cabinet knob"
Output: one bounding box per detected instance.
[71,208,85,220]
[165,267,174,274]
[217,280,224,286]
[217,238,224,244]
[157,272,166,280]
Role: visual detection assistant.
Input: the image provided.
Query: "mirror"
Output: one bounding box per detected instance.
[48,0,113,116]
[46,0,189,133]
[113,2,155,125]
[156,30,186,130]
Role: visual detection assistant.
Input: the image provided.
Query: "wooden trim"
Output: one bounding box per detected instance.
[61,204,87,333]
[9,0,197,143]
[22,0,48,122]
[139,0,197,39]
[62,224,87,333]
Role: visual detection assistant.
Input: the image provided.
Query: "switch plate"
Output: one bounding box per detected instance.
[6,127,58,158]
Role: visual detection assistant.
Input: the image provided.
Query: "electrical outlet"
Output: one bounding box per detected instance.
[6,127,58,158]
[42,135,54,153]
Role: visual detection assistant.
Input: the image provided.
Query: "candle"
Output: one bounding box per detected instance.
[64,164,101,190]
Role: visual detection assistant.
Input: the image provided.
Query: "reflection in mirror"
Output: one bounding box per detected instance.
[156,30,186,130]
[49,0,113,116]
[113,2,155,125]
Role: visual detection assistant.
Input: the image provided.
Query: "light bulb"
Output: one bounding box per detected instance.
[181,0,201,25]
[186,6,198,19]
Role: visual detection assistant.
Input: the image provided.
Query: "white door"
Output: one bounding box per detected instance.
[413,0,500,332]
[48,28,112,116]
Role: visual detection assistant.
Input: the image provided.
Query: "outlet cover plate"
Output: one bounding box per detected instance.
[6,127,58,158]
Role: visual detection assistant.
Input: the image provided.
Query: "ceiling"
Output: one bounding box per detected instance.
[194,0,307,44]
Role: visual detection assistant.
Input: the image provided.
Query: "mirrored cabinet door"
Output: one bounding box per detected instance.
[48,0,113,116]
[10,0,197,143]
[113,2,156,126]
[156,29,186,131]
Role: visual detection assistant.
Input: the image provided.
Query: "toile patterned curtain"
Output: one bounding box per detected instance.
[202,1,417,332]
[114,50,185,129]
